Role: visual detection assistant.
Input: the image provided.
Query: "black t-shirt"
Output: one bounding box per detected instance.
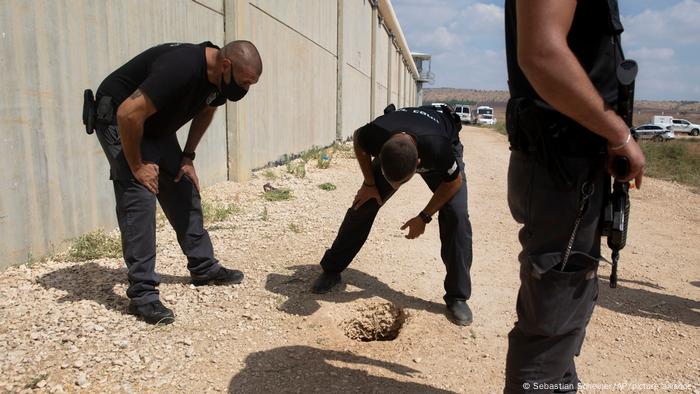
[97,42,226,138]
[356,107,461,182]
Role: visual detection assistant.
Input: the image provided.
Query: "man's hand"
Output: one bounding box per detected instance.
[353,184,383,210]
[175,157,200,192]
[134,162,160,194]
[607,136,645,189]
[401,216,426,239]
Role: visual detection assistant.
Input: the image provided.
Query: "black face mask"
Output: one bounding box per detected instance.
[220,74,248,102]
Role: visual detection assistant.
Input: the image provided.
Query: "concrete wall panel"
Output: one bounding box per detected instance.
[239,4,337,170]
[250,0,337,55]
[343,0,372,77]
[341,66,371,139]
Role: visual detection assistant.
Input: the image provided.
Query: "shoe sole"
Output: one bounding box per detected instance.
[127,305,176,326]
[447,315,473,326]
[191,276,244,287]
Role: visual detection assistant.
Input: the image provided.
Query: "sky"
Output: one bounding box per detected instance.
[392,0,700,101]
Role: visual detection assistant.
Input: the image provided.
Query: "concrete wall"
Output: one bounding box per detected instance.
[339,0,373,140]
[0,0,418,268]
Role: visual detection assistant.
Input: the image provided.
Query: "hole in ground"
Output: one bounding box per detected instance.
[343,301,406,342]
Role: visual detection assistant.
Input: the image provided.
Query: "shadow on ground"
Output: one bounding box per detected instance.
[36,262,189,314]
[266,265,445,316]
[598,277,700,327]
[228,345,455,393]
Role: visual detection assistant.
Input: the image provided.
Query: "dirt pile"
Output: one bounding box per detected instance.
[343,301,406,342]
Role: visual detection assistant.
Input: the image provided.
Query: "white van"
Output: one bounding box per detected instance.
[454,104,472,124]
[652,115,673,128]
[476,106,496,125]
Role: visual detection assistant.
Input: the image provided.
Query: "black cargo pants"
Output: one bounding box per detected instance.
[504,150,606,393]
[320,143,473,303]
[95,124,221,305]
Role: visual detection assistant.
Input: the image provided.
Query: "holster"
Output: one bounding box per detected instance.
[82,90,115,135]
[82,89,96,134]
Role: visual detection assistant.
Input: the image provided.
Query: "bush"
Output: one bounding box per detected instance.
[318,182,337,191]
[202,201,239,223]
[65,229,122,261]
[640,140,700,191]
[286,161,306,178]
[263,188,293,201]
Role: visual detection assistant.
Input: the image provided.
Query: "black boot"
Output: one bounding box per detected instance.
[127,300,175,325]
[311,271,341,294]
[446,300,473,326]
[191,266,244,287]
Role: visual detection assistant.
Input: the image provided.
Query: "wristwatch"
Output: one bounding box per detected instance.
[418,211,432,224]
[182,151,196,161]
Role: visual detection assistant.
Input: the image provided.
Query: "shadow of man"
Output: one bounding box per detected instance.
[36,262,189,315]
[598,278,700,327]
[266,264,444,317]
[228,345,455,393]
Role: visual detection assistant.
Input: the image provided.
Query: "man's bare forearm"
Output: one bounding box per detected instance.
[353,131,375,185]
[118,117,145,171]
[184,108,216,153]
[422,175,462,216]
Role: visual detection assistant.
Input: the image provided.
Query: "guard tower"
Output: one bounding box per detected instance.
[412,52,434,106]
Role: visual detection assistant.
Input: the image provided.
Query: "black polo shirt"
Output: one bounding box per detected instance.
[356,107,461,182]
[97,42,227,138]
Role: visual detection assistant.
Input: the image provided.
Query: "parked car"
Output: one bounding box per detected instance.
[477,113,496,126]
[454,104,472,123]
[671,119,700,136]
[429,102,455,113]
[632,124,675,141]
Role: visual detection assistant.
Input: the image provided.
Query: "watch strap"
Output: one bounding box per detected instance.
[419,211,432,224]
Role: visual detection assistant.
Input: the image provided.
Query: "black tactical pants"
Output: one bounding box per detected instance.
[95,124,220,305]
[505,151,606,393]
[320,143,473,303]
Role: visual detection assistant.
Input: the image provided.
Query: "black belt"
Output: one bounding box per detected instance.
[506,97,605,157]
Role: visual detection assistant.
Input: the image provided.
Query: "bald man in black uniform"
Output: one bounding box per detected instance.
[93,40,262,324]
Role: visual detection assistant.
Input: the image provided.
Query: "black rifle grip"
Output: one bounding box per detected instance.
[613,156,630,179]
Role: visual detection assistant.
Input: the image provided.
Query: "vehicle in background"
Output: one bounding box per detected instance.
[670,118,700,136]
[477,113,496,126]
[652,115,673,128]
[632,124,675,141]
[454,104,472,123]
[475,106,494,124]
[429,102,455,114]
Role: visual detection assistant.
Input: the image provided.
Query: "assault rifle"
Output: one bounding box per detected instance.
[602,59,637,288]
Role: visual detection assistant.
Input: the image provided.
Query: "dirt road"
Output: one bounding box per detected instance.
[0,126,698,393]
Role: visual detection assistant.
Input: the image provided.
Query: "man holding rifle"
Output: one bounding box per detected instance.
[503,0,644,391]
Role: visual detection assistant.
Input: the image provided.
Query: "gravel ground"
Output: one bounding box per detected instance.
[0,126,698,393]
